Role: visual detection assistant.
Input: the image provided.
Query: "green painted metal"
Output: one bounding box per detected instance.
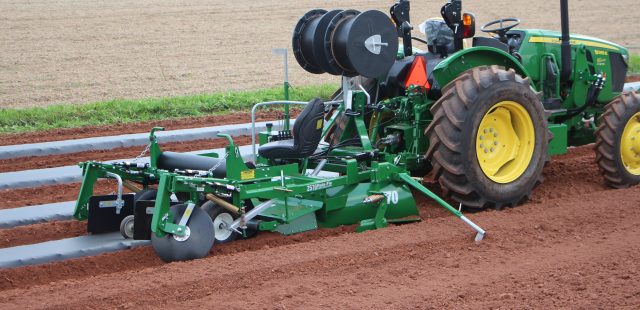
[72,1,637,260]
[432,46,531,89]
[283,81,291,130]
[548,124,568,156]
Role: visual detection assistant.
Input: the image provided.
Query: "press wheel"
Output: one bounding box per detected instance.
[151,204,215,262]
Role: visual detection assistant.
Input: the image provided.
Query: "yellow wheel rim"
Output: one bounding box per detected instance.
[620,112,640,175]
[476,101,535,183]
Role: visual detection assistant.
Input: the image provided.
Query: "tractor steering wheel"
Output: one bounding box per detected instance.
[481,18,521,40]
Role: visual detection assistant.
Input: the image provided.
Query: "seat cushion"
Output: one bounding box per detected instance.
[157,152,226,178]
[257,140,299,159]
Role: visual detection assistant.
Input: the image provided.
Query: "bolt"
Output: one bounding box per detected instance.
[484,129,488,134]
[489,128,494,133]
[177,227,182,232]
[494,133,498,137]
[494,141,499,146]
[485,149,489,153]
[479,135,484,140]
[490,147,495,152]
[480,144,485,149]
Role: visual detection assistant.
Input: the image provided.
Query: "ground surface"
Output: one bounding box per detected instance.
[0,145,639,308]
[1,1,639,308]
[1,0,638,108]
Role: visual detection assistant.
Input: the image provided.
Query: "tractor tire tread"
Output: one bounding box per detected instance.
[425,65,549,209]
[595,92,640,188]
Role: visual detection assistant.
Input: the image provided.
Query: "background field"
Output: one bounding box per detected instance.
[0,0,638,108]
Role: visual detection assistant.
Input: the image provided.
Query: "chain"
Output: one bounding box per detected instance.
[208,152,228,174]
[132,143,151,163]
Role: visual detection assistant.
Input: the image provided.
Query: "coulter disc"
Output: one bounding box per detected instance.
[151,204,215,262]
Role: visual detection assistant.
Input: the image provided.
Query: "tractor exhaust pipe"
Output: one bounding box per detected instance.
[560,0,572,85]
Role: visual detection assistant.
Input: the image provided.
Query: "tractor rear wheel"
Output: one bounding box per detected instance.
[595,92,640,188]
[426,66,549,209]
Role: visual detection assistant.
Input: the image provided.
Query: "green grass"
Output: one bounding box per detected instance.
[0,84,337,134]
[630,54,640,75]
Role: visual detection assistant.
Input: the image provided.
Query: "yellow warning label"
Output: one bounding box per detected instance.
[241,169,255,180]
[316,119,324,130]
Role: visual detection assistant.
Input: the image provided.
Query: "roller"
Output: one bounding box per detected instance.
[292,9,328,74]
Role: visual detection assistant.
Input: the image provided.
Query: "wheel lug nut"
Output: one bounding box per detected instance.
[484,129,488,134]
[489,128,494,133]
[484,149,489,153]
[490,147,495,152]
[480,144,485,148]
[494,141,499,146]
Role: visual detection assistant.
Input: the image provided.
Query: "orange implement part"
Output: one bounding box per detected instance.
[404,55,430,90]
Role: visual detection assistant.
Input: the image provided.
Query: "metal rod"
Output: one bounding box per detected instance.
[123,180,141,193]
[358,84,371,106]
[397,173,486,242]
[309,159,328,176]
[206,194,240,214]
[228,199,275,231]
[105,172,124,214]
[251,101,309,162]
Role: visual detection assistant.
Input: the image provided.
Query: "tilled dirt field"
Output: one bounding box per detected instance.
[1,0,638,108]
[0,145,639,308]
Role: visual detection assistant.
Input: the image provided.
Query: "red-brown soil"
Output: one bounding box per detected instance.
[0,180,128,210]
[0,221,85,248]
[627,75,640,83]
[0,135,252,173]
[0,145,638,308]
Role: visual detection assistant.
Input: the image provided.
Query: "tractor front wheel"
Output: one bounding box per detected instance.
[595,92,640,188]
[426,66,549,209]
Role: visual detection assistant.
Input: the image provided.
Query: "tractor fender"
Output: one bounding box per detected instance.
[432,46,533,89]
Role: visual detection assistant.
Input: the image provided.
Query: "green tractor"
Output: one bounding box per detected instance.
[73,0,638,262]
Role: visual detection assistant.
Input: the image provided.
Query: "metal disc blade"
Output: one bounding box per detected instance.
[151,204,215,262]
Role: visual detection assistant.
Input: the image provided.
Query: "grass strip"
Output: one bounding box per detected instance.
[629,54,640,75]
[0,84,337,134]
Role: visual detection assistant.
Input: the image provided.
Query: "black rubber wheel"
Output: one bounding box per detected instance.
[117,188,157,239]
[595,92,640,188]
[201,201,238,244]
[134,188,157,202]
[119,215,135,239]
[425,66,549,209]
[151,204,215,262]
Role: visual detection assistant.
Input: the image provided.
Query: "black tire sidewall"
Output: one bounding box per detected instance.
[134,188,157,203]
[201,201,238,243]
[461,80,547,203]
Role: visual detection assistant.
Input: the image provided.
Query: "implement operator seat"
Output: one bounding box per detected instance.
[258,98,325,160]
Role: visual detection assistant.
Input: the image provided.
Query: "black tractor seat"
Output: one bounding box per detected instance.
[157,152,227,178]
[258,98,325,160]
